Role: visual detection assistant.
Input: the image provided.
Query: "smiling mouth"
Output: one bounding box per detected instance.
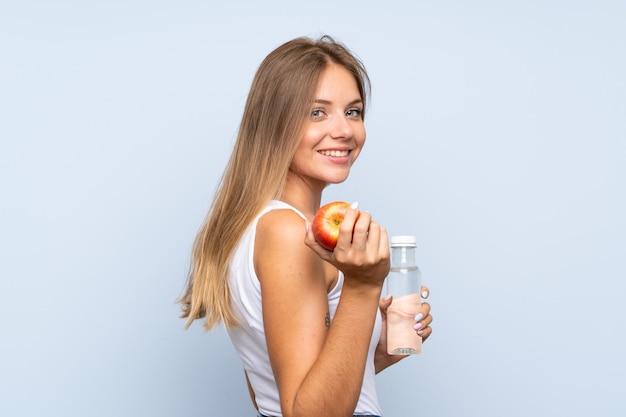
[318,150,350,157]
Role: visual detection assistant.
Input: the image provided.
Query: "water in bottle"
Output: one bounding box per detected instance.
[386,236,422,355]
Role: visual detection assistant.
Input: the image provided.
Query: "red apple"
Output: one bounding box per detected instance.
[311,201,353,251]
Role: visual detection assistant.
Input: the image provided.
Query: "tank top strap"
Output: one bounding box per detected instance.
[265,199,308,221]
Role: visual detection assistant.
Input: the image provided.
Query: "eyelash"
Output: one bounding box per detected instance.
[311,109,325,118]
[346,108,362,118]
[311,108,363,119]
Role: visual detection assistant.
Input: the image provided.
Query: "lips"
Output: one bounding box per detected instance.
[317,149,350,157]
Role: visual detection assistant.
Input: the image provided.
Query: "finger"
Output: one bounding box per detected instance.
[423,313,433,327]
[413,314,432,330]
[365,220,380,253]
[335,204,361,250]
[414,313,433,333]
[303,220,315,245]
[420,285,430,300]
[353,211,371,245]
[419,326,433,342]
[379,294,393,313]
[417,311,433,327]
[379,226,390,257]
[413,303,432,327]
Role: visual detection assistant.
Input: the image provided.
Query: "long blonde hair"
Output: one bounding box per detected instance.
[179,35,370,330]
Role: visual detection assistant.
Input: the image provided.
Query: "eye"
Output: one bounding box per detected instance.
[346,108,363,118]
[311,108,326,119]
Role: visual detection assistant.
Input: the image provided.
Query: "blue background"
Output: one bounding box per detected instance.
[2,1,624,416]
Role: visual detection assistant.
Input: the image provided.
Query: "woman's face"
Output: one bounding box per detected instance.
[289,63,366,189]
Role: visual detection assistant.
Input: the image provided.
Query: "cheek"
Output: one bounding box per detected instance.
[352,137,365,162]
[355,129,366,150]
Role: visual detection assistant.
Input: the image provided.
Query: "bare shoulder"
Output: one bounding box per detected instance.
[254,209,325,286]
[256,208,308,251]
[254,209,318,281]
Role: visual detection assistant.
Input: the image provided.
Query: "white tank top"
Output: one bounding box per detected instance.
[226,200,383,416]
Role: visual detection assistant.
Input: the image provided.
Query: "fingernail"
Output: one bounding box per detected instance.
[414,313,423,322]
[414,322,422,330]
[421,290,429,299]
[350,201,359,209]
[417,329,424,335]
[384,294,392,301]
[305,221,309,233]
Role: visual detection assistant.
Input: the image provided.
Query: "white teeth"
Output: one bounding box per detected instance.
[319,150,349,157]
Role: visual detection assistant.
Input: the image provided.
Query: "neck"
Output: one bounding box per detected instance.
[280,171,326,218]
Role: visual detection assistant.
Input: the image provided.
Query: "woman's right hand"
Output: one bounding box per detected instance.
[305,204,390,288]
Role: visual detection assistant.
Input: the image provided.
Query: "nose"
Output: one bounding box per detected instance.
[330,114,353,140]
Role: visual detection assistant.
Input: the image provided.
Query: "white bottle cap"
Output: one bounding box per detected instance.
[390,235,417,247]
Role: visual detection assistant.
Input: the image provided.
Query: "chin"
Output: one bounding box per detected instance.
[326,175,350,185]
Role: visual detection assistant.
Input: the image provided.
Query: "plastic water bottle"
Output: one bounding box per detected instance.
[386,235,422,355]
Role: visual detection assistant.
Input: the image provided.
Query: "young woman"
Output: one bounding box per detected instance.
[179,35,433,417]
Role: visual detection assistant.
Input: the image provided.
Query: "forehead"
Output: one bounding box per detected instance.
[314,64,361,100]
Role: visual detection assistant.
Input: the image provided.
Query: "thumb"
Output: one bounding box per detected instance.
[379,294,393,314]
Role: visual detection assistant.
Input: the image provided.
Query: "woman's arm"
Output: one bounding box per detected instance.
[255,207,388,417]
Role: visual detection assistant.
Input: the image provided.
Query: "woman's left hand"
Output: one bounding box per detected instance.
[374,286,433,373]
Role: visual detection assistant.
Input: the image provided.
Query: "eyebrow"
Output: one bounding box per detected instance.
[313,98,363,106]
